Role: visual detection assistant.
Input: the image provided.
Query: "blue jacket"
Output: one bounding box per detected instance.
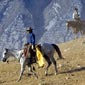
[27,33,35,45]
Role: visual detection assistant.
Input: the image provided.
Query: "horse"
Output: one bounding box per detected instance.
[2,43,64,80]
[66,20,85,39]
[2,48,38,82]
[35,43,64,76]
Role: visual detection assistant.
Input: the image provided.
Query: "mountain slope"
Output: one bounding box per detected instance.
[0,38,85,85]
[0,0,82,53]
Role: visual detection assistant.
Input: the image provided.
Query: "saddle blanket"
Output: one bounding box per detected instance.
[36,47,44,67]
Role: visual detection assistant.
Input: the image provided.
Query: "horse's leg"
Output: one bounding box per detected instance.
[18,59,26,82]
[44,54,52,76]
[26,57,38,79]
[18,65,26,81]
[73,29,78,39]
[45,61,52,76]
[27,64,38,79]
[50,55,58,75]
[64,29,69,42]
[81,31,85,43]
[75,34,78,39]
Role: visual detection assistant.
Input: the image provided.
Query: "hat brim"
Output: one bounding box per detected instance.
[26,29,33,31]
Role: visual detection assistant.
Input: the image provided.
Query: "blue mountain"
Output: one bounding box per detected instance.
[0,0,84,56]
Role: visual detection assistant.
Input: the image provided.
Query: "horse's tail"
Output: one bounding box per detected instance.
[51,44,63,59]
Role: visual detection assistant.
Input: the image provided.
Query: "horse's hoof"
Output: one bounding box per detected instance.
[45,74,47,76]
[45,71,48,76]
[35,75,38,79]
[35,74,38,79]
[55,72,59,75]
[58,57,64,60]
[33,72,38,79]
[55,73,57,75]
[17,77,21,82]
[61,57,65,60]
[17,79,20,82]
[45,73,48,76]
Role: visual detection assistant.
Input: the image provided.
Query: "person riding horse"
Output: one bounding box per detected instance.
[26,27,35,50]
[23,27,36,64]
[73,7,80,21]
[23,43,37,65]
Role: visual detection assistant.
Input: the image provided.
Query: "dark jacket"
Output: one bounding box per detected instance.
[27,32,35,45]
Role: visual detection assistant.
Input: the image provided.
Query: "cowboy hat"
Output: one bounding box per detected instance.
[74,7,78,10]
[26,27,33,31]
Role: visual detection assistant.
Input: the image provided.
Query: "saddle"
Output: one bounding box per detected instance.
[23,44,44,66]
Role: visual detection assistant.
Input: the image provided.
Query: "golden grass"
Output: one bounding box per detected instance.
[0,38,85,85]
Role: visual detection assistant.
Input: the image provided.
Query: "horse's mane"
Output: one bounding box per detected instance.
[5,48,23,58]
[5,48,18,51]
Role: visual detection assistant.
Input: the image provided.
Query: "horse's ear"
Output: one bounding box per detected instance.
[5,48,8,52]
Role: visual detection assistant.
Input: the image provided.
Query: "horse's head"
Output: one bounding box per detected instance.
[2,48,9,62]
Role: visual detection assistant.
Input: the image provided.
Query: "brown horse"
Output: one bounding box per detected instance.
[66,20,85,39]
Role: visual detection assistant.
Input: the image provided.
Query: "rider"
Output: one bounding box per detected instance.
[26,27,35,50]
[73,7,80,21]
[26,27,36,63]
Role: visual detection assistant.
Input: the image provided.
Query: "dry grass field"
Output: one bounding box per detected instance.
[0,38,85,85]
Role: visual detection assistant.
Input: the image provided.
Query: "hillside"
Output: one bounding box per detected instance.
[0,38,85,85]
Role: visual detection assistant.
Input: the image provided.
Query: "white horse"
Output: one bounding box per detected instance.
[2,48,37,81]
